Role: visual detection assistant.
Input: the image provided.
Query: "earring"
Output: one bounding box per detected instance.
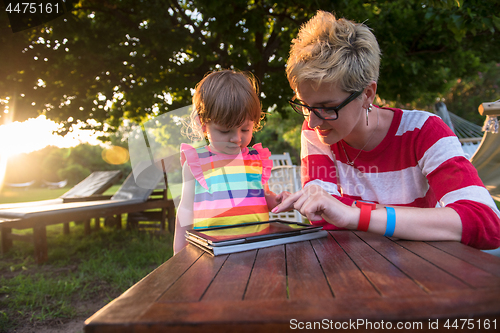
[365,104,373,126]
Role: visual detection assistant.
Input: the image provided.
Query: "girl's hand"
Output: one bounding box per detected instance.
[275,191,292,205]
[264,183,292,211]
[271,185,358,229]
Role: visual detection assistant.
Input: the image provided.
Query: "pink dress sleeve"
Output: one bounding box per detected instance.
[253,143,273,185]
[180,143,208,190]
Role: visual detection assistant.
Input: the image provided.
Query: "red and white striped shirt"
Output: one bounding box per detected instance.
[301,107,500,249]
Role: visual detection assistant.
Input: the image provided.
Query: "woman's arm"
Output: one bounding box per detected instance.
[173,163,195,255]
[272,184,462,242]
[414,116,500,247]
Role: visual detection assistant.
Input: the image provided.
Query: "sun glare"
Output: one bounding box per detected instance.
[0,115,105,190]
[0,115,102,159]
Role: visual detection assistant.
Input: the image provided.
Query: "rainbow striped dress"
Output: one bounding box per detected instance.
[180,143,273,229]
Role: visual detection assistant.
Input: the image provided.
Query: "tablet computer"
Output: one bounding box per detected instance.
[186,220,323,247]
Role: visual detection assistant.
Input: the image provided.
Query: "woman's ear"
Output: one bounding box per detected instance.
[363,81,378,107]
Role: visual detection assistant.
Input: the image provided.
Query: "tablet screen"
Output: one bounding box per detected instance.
[187,220,321,243]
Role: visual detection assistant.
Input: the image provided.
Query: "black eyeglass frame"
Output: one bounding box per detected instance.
[288,90,363,120]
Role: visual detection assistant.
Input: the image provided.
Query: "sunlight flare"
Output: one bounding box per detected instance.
[0,115,103,158]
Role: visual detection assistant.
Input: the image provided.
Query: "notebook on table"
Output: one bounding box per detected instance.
[185,220,328,256]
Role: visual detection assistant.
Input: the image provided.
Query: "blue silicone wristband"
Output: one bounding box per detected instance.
[384,207,396,237]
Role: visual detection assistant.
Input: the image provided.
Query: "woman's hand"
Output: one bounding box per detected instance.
[272,185,358,229]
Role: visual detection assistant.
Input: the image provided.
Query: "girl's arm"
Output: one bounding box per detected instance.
[173,163,195,255]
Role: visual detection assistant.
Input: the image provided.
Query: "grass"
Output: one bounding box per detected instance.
[0,186,173,332]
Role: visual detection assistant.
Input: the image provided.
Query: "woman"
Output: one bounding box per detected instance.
[272,11,500,249]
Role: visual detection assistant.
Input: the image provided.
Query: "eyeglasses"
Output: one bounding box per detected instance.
[288,90,363,120]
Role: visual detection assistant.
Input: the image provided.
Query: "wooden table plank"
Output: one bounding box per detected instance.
[356,232,470,293]
[332,231,426,297]
[396,240,500,289]
[85,245,204,325]
[85,232,500,333]
[311,231,380,298]
[244,245,287,300]
[201,250,256,302]
[426,241,500,277]
[134,289,500,329]
[286,240,333,300]
[158,251,227,303]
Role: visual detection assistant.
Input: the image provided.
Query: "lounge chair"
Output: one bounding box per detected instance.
[0,165,174,263]
[0,170,123,209]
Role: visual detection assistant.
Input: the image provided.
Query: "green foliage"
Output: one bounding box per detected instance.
[3,148,47,183]
[0,222,173,331]
[350,0,500,106]
[4,143,131,186]
[1,0,499,134]
[41,147,69,181]
[76,230,172,290]
[57,163,90,185]
[67,144,109,172]
[442,62,500,125]
[254,108,304,164]
[3,273,79,320]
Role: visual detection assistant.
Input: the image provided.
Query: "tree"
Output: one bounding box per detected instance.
[254,109,303,164]
[367,0,500,105]
[442,62,500,126]
[4,143,131,186]
[1,0,499,134]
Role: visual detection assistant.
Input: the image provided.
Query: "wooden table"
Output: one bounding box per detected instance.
[84,231,500,332]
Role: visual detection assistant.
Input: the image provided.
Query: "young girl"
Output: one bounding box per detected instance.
[174,69,287,254]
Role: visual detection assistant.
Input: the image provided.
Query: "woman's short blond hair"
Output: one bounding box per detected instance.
[189,69,263,139]
[286,11,381,94]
